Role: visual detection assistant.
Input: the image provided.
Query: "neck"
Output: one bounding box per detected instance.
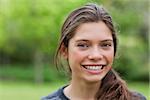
[64,79,101,100]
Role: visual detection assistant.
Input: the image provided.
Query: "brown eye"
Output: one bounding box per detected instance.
[77,43,89,49]
[100,42,112,49]
[102,43,111,47]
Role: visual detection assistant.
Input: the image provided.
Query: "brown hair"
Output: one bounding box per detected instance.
[55,3,133,100]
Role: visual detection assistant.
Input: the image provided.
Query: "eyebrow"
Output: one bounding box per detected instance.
[76,39,89,42]
[101,39,113,42]
[76,39,113,42]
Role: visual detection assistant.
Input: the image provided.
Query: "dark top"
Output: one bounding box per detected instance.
[41,86,147,100]
[41,86,69,100]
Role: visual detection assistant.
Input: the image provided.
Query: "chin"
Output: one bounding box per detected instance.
[83,75,105,84]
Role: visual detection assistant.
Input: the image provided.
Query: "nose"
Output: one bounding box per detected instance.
[88,47,103,61]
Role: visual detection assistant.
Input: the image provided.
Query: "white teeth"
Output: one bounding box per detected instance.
[85,66,102,70]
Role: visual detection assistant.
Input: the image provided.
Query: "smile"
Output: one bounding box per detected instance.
[82,65,105,71]
[81,65,106,74]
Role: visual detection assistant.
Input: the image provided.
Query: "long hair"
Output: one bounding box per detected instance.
[96,69,130,99]
[55,3,136,100]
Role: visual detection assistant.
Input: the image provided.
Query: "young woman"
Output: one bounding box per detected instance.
[42,3,146,100]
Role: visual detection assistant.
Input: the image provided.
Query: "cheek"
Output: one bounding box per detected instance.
[68,49,85,66]
[105,50,114,63]
[69,49,83,59]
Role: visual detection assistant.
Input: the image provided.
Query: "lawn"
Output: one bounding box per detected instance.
[0,81,66,100]
[0,81,149,100]
[127,81,149,99]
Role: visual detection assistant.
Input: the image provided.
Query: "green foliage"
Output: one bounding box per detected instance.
[0,0,87,55]
[0,64,68,82]
[113,35,149,81]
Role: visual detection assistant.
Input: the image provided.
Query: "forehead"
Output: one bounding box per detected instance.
[72,21,112,41]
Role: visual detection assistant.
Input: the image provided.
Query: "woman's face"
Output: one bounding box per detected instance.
[63,21,114,83]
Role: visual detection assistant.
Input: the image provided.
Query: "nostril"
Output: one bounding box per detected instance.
[88,54,103,61]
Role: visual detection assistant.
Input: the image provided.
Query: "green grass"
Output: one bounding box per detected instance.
[0,81,66,100]
[0,81,149,100]
[128,81,149,100]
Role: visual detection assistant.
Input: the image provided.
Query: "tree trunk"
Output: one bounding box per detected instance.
[34,50,44,84]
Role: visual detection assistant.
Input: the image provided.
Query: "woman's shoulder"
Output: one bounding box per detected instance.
[41,89,61,100]
[130,91,147,100]
[41,86,68,100]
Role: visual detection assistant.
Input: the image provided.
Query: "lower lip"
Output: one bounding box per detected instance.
[82,66,104,75]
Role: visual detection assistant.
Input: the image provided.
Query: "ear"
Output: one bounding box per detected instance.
[60,43,68,59]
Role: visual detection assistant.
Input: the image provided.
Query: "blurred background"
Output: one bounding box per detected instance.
[0,0,149,100]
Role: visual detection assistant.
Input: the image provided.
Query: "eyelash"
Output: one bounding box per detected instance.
[101,43,112,47]
[77,43,112,49]
[77,44,89,48]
